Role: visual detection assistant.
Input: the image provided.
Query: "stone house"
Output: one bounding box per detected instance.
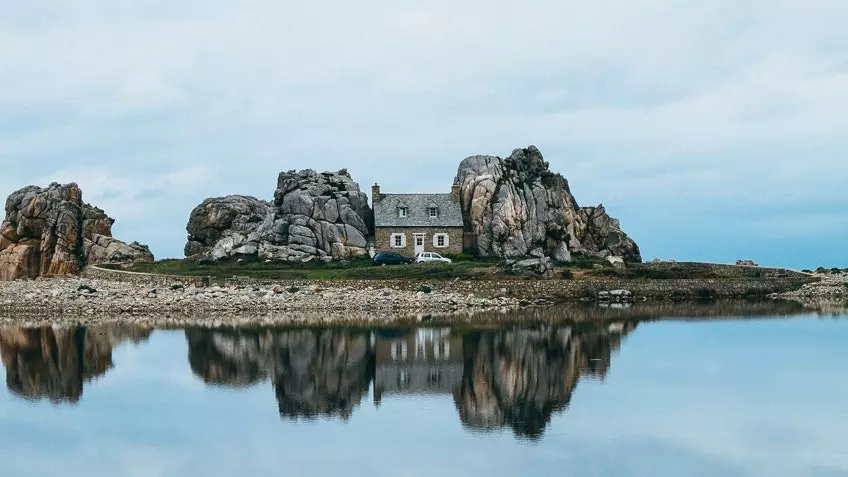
[371,183,464,257]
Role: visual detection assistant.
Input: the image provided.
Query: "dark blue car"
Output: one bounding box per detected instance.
[373,252,413,266]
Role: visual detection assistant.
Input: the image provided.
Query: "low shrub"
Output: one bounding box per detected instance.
[77,284,97,293]
[286,286,300,294]
[169,284,185,291]
[560,269,574,280]
[693,287,717,300]
[416,284,433,294]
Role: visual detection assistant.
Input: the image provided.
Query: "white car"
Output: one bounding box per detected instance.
[414,252,453,264]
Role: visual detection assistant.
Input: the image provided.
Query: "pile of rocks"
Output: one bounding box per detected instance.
[773,271,846,303]
[185,169,372,263]
[0,277,525,318]
[455,146,641,263]
[0,183,153,280]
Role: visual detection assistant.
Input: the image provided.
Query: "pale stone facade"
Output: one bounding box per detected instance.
[374,227,463,257]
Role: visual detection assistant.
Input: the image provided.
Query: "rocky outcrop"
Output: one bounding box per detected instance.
[0,324,151,402]
[0,183,153,281]
[455,146,641,263]
[185,169,372,263]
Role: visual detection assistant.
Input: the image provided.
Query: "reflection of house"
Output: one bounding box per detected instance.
[373,328,463,404]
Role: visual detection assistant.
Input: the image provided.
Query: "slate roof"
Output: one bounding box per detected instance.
[374,193,464,228]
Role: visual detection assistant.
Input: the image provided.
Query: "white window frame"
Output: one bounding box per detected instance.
[429,207,438,218]
[398,207,408,218]
[391,233,406,248]
[433,233,449,248]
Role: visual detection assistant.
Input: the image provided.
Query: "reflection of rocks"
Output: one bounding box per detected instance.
[454,323,634,438]
[186,328,374,420]
[186,329,267,387]
[186,323,635,432]
[0,325,151,402]
[272,331,373,419]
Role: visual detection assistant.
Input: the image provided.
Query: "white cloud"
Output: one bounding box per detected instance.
[0,0,846,264]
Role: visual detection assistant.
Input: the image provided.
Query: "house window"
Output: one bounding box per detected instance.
[391,233,406,248]
[429,207,438,218]
[433,233,449,248]
[398,207,408,218]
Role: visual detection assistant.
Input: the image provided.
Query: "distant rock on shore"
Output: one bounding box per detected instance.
[455,146,641,262]
[0,183,153,281]
[185,169,372,263]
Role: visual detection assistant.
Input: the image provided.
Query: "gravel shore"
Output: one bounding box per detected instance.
[772,272,847,308]
[0,277,527,322]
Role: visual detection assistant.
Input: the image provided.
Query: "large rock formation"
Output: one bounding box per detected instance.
[0,183,153,280]
[185,169,372,263]
[455,146,641,262]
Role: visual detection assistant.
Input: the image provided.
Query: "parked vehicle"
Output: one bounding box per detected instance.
[373,252,413,266]
[414,252,453,264]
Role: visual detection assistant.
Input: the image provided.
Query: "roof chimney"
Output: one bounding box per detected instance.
[372,183,381,203]
[451,183,461,203]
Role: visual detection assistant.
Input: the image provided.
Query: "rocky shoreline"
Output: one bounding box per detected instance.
[771,271,847,309]
[0,277,527,321]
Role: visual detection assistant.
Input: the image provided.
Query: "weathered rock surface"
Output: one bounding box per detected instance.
[455,146,641,263]
[0,183,153,281]
[185,170,372,263]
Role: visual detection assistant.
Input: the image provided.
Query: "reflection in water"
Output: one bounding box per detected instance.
[186,329,374,420]
[455,324,634,438]
[0,325,151,403]
[182,322,634,436]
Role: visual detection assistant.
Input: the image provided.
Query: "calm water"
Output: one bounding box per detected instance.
[0,305,847,476]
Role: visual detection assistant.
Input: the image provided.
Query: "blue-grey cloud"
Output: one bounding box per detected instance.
[1,0,846,267]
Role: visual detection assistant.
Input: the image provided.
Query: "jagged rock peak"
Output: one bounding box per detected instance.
[455,146,641,263]
[0,182,153,281]
[185,169,372,263]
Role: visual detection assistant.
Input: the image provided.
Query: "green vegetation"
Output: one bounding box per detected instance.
[128,256,491,281]
[77,284,97,293]
[128,256,809,283]
[416,284,433,294]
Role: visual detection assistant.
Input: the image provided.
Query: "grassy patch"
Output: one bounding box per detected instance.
[128,256,489,281]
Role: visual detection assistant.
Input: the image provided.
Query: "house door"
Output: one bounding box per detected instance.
[413,234,425,255]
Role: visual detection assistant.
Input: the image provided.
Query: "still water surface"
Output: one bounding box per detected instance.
[0,305,846,477]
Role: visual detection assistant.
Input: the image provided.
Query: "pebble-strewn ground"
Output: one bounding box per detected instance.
[773,272,847,308]
[0,277,527,323]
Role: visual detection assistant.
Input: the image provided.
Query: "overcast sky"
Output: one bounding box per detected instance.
[1,1,846,268]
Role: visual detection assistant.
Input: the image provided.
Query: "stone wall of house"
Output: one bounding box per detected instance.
[374,227,463,256]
